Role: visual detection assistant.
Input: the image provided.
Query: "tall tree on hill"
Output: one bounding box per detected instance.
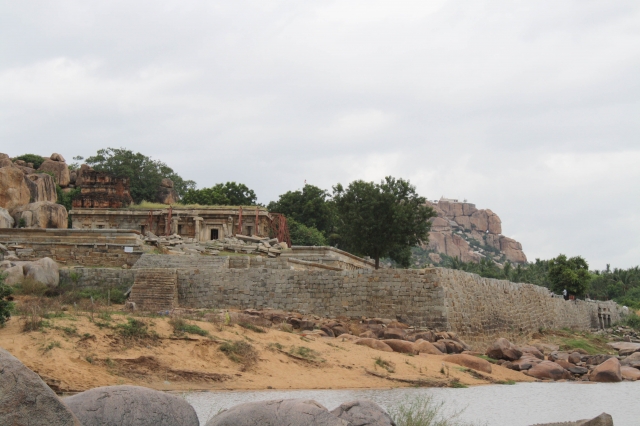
[333,177,436,269]
[548,254,591,298]
[267,184,336,240]
[182,182,257,206]
[85,148,195,204]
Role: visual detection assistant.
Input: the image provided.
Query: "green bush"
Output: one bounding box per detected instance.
[117,318,156,340]
[0,273,14,327]
[622,313,640,330]
[219,340,258,367]
[169,317,209,336]
[13,154,45,169]
[287,218,327,246]
[389,395,474,426]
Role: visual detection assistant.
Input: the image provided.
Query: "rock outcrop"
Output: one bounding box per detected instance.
[0,207,14,228]
[421,198,527,265]
[0,165,31,211]
[156,178,180,204]
[0,347,81,426]
[38,154,71,187]
[205,399,351,426]
[64,385,199,426]
[11,201,68,229]
[24,173,57,203]
[330,400,395,426]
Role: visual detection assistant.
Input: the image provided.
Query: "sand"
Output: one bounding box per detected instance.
[0,306,533,393]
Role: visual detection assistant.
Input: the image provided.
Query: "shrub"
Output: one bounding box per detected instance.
[0,274,13,326]
[117,318,156,340]
[622,312,640,330]
[170,317,209,336]
[14,278,49,296]
[375,357,395,373]
[13,154,45,169]
[219,340,258,367]
[238,322,265,333]
[389,395,472,426]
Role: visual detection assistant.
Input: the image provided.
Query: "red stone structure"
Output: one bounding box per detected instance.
[72,170,133,209]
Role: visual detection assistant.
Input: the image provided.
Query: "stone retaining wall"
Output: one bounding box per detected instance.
[0,229,143,267]
[59,268,135,290]
[64,261,625,344]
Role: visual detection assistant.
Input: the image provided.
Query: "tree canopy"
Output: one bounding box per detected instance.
[182,182,258,206]
[287,218,328,246]
[333,176,436,269]
[85,148,195,204]
[267,184,336,238]
[547,254,591,297]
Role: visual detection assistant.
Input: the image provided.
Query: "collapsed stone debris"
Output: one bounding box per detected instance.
[143,232,288,257]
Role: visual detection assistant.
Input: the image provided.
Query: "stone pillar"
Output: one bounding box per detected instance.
[194,217,203,242]
[171,217,179,235]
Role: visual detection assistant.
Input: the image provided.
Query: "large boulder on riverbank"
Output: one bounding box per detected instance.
[621,366,640,381]
[589,358,622,383]
[525,361,571,381]
[330,400,395,426]
[205,399,350,426]
[414,339,443,355]
[355,338,393,352]
[531,412,613,426]
[382,339,418,354]
[486,338,522,361]
[64,385,198,426]
[0,347,81,426]
[621,352,640,368]
[443,354,492,374]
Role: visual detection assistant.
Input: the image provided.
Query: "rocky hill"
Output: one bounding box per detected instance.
[415,198,527,266]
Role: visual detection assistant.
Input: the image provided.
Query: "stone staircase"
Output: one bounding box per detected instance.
[129,268,178,311]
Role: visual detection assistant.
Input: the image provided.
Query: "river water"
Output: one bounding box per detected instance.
[185,382,640,426]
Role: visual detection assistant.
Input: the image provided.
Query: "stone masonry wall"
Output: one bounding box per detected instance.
[66,261,625,344]
[178,268,448,330]
[435,268,623,344]
[59,268,135,290]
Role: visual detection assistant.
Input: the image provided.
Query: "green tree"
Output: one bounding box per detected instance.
[287,218,327,246]
[0,273,13,326]
[548,254,591,297]
[182,182,257,206]
[13,154,45,169]
[268,184,336,238]
[333,176,436,269]
[85,148,195,204]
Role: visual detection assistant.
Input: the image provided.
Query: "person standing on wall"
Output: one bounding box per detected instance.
[563,289,568,300]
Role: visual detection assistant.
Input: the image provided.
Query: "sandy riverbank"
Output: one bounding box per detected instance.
[0,304,532,393]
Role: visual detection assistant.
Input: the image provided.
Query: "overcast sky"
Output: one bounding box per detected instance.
[1,1,639,269]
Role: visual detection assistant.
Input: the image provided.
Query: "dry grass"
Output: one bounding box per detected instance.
[219,340,259,368]
[14,278,49,297]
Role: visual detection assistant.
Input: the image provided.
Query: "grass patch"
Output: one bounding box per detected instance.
[477,355,499,364]
[267,342,283,351]
[43,341,61,353]
[560,338,603,355]
[219,340,258,367]
[450,379,468,388]
[389,395,474,426]
[14,278,49,296]
[238,322,266,333]
[495,380,516,385]
[116,318,157,341]
[290,345,321,361]
[56,325,77,336]
[375,357,396,373]
[169,317,209,336]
